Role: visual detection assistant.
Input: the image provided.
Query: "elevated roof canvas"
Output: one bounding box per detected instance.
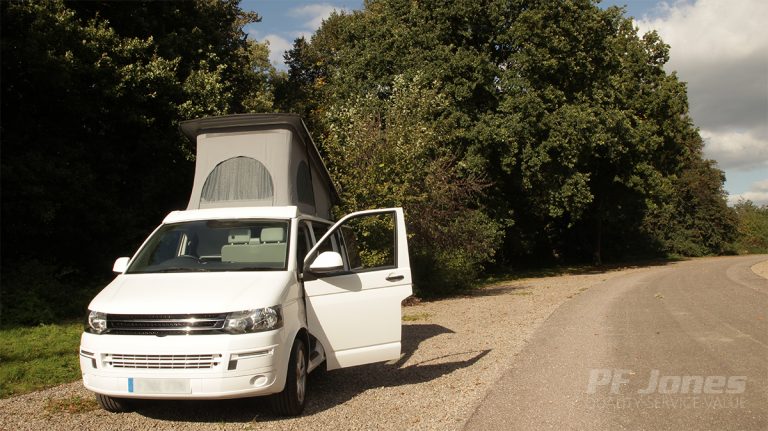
[180,114,340,218]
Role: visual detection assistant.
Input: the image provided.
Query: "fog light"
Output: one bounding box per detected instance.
[80,350,98,368]
[250,375,268,387]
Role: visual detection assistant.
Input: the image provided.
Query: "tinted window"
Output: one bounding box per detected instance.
[311,223,334,254]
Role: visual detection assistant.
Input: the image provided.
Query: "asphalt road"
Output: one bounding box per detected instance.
[465,255,768,431]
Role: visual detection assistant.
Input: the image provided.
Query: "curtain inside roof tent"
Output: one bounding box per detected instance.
[200,156,275,205]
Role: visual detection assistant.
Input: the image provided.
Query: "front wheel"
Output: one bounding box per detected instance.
[95,393,132,413]
[270,337,307,416]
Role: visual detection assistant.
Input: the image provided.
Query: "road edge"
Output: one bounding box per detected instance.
[750,258,768,279]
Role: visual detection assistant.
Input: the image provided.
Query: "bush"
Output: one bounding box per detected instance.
[320,75,501,294]
[1,261,105,326]
[731,200,768,254]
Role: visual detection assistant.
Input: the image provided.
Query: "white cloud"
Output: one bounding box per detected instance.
[635,0,768,175]
[290,4,348,31]
[637,0,767,62]
[248,4,349,69]
[262,34,294,67]
[701,129,768,171]
[728,191,768,206]
[728,178,768,206]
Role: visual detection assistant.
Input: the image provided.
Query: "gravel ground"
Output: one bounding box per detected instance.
[0,264,663,431]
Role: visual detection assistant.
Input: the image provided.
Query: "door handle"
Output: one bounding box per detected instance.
[386,274,404,282]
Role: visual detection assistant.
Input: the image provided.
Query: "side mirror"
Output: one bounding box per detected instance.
[113,257,130,274]
[308,251,344,274]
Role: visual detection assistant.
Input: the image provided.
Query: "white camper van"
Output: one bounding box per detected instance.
[79,114,413,416]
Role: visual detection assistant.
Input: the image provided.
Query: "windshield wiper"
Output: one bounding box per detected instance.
[147,267,211,273]
[231,267,280,271]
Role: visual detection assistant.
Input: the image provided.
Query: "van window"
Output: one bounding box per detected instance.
[309,212,396,274]
[341,212,395,271]
[311,223,334,254]
[127,219,290,273]
[296,160,315,208]
[201,157,274,205]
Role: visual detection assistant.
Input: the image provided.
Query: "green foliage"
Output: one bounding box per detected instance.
[278,0,737,272]
[731,200,768,254]
[0,323,82,397]
[319,74,501,293]
[643,158,737,257]
[1,261,106,326]
[402,312,432,322]
[1,0,742,323]
[0,0,275,325]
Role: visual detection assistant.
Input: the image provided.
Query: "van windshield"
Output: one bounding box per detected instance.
[127,219,290,273]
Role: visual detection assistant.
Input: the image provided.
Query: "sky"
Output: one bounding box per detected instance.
[242,0,768,206]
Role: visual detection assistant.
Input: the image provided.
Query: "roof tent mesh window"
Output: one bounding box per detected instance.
[201,156,274,204]
[297,160,316,207]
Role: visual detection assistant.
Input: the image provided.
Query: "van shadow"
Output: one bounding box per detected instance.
[133,323,489,422]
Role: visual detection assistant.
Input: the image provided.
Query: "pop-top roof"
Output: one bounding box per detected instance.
[180,114,340,218]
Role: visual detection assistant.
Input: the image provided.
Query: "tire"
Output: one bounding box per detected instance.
[95,393,132,413]
[308,358,327,380]
[270,337,307,416]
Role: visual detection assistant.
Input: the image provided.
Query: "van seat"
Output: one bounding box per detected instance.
[260,227,284,243]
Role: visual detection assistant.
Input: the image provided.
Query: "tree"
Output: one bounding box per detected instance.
[280,2,506,292]
[320,74,501,293]
[0,0,274,324]
[731,200,768,254]
[278,0,737,276]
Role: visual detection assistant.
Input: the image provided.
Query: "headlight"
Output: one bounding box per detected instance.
[223,306,283,334]
[86,310,108,334]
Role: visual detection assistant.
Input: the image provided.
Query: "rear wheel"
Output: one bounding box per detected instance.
[95,393,132,413]
[270,338,307,416]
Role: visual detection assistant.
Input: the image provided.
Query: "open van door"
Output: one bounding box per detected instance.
[302,208,412,370]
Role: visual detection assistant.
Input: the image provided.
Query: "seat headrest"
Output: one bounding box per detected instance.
[260,227,284,243]
[228,228,251,244]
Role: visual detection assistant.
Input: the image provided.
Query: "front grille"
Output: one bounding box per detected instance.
[105,353,223,369]
[107,313,227,335]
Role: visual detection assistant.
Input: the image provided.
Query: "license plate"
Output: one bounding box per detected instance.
[128,377,191,394]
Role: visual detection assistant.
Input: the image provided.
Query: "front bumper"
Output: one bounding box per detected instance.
[79,330,289,399]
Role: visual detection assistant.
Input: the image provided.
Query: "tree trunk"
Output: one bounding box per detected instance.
[593,216,603,266]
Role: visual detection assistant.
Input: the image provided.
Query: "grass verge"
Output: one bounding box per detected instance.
[0,322,82,398]
[402,312,432,322]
